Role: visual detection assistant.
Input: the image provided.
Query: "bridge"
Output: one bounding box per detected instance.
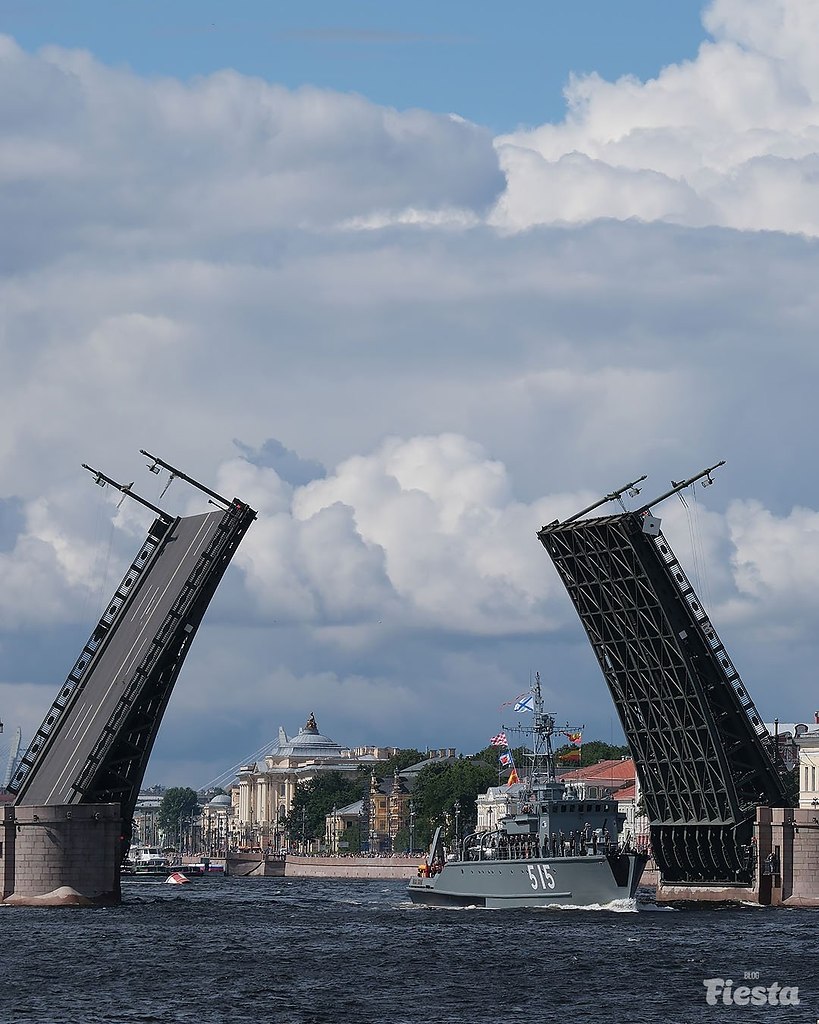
[538,465,792,886]
[8,452,256,844]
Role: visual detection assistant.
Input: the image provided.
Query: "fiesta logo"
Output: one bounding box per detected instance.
[703,978,800,1007]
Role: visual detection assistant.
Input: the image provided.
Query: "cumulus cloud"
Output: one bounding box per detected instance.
[493,0,819,235]
[5,5,819,781]
[0,32,503,269]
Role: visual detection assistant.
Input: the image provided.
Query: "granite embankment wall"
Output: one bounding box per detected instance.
[285,855,418,879]
[225,853,418,879]
[1,803,122,906]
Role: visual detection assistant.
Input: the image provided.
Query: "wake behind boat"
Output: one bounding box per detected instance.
[408,675,647,909]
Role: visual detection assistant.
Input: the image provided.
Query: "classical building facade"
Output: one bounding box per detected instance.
[233,713,397,851]
[796,719,819,809]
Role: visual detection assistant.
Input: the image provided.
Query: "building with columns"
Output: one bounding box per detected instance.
[796,718,819,810]
[233,713,397,851]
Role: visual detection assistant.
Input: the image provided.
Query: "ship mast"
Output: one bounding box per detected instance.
[503,673,583,796]
[530,673,556,784]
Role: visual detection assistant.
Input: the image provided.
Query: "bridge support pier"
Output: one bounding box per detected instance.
[1,803,121,906]
[656,807,819,907]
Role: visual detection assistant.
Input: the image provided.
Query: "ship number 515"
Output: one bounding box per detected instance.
[527,864,555,890]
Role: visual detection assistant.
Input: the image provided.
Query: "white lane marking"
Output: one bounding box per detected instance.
[43,515,217,803]
[138,586,163,624]
[130,583,159,622]
[67,701,95,742]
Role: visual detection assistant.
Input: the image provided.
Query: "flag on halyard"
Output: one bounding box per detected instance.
[514,694,534,714]
[507,768,519,785]
[490,732,508,747]
[558,749,581,763]
[500,690,530,709]
[565,731,582,746]
[499,751,513,767]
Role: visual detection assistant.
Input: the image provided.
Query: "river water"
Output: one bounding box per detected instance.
[0,878,815,1024]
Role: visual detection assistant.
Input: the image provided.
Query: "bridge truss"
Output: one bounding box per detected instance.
[9,454,256,845]
[537,468,792,885]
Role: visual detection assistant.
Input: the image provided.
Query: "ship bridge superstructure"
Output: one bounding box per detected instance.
[537,465,791,885]
[8,452,256,843]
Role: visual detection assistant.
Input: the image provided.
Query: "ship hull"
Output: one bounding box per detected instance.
[408,852,647,909]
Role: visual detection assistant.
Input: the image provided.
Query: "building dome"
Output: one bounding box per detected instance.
[209,794,232,807]
[271,713,344,760]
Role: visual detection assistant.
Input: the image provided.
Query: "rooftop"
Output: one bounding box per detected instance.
[558,758,635,789]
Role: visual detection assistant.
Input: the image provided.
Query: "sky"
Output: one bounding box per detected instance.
[1,0,818,788]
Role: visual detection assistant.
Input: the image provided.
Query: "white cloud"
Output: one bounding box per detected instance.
[493,0,819,235]
[4,7,819,781]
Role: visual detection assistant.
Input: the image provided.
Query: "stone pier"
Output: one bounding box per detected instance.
[1,803,122,906]
[656,806,819,906]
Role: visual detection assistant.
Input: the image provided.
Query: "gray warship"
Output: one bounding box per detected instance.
[408,676,647,909]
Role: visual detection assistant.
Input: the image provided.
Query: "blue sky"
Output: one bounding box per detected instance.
[3,0,819,786]
[2,0,707,130]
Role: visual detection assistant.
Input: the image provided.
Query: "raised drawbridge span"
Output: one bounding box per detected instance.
[537,465,792,886]
[8,452,256,843]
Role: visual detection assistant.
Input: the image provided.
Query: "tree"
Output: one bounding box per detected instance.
[411,757,496,846]
[472,744,528,775]
[158,787,199,847]
[554,739,630,768]
[285,771,365,846]
[339,821,363,854]
[380,748,426,775]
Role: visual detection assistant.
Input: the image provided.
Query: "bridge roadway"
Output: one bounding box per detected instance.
[22,510,226,805]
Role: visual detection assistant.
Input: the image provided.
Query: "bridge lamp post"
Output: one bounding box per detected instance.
[409,801,415,855]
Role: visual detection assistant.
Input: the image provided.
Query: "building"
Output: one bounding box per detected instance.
[324,800,364,853]
[558,758,648,847]
[131,789,164,848]
[321,752,460,854]
[368,769,413,852]
[795,717,819,810]
[200,793,236,855]
[477,783,525,831]
[233,713,398,851]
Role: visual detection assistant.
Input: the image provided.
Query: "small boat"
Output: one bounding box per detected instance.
[408,675,648,909]
[129,846,172,876]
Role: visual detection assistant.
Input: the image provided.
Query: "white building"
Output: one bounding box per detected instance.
[476,784,525,831]
[233,712,397,850]
[795,718,819,810]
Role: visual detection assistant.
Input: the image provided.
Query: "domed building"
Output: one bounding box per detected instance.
[233,713,398,851]
[199,793,234,856]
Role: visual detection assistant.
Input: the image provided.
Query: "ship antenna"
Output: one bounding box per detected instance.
[531,672,556,784]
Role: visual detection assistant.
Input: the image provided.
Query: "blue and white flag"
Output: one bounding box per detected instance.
[514,693,534,714]
[499,751,513,767]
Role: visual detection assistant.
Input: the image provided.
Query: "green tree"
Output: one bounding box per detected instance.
[286,771,365,847]
[411,757,496,846]
[158,787,199,846]
[554,738,630,768]
[472,744,528,774]
[380,748,426,775]
[340,821,363,853]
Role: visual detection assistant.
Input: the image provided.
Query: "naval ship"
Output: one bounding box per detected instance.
[408,676,648,909]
